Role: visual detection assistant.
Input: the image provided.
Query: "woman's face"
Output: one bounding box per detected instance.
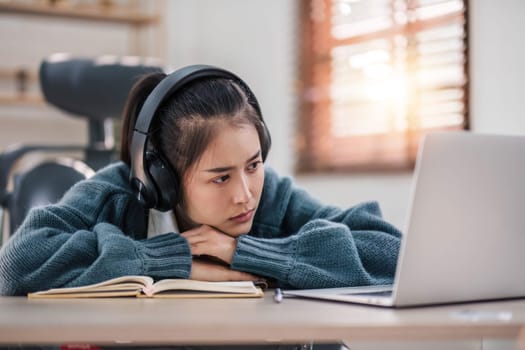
[182,122,265,237]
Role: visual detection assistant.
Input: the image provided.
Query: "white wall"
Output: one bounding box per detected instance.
[167,0,297,176]
[166,0,525,231]
[469,0,525,134]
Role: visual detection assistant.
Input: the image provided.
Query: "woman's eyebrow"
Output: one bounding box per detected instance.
[203,150,261,173]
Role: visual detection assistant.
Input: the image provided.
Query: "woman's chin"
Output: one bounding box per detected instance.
[220,220,254,237]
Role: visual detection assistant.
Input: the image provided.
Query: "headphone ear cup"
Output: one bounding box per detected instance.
[262,124,271,161]
[130,172,156,210]
[145,151,179,211]
[258,119,271,161]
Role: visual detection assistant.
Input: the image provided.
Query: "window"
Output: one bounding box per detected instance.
[297,0,469,172]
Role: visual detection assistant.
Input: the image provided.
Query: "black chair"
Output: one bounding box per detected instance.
[39,54,164,169]
[0,149,95,244]
[0,54,164,242]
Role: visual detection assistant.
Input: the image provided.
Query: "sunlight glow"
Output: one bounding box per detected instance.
[349,50,390,69]
[365,75,407,101]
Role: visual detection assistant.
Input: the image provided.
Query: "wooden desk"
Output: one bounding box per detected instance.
[0,294,525,346]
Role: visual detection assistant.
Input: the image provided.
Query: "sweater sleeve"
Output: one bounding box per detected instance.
[0,166,192,296]
[231,169,402,289]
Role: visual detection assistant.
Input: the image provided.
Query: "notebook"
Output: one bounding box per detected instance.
[284,132,525,307]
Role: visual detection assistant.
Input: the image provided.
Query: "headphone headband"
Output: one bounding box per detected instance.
[133,65,261,134]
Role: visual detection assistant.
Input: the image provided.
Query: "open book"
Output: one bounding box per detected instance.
[28,275,265,299]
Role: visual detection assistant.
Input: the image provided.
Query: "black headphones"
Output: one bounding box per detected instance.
[129,64,270,211]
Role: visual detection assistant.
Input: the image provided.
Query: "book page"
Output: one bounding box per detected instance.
[29,275,154,296]
[151,279,260,295]
[29,290,142,299]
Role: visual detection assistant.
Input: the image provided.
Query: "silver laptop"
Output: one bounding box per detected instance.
[284,132,525,307]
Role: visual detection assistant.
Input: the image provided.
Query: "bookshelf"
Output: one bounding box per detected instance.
[0,0,164,109]
[0,0,165,150]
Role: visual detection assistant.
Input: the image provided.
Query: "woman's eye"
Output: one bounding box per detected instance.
[247,161,261,171]
[212,175,229,184]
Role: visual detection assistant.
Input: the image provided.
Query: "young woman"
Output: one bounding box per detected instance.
[0,65,401,297]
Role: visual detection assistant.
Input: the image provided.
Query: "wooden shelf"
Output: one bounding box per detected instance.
[0,94,45,106]
[0,68,38,81]
[0,0,165,111]
[0,1,158,25]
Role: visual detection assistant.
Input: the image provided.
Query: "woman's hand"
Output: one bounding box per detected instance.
[181,225,237,264]
[190,258,260,282]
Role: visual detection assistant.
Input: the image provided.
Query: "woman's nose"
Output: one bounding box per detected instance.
[233,175,252,204]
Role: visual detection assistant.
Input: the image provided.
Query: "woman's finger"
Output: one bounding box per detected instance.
[183,234,207,244]
[180,225,205,238]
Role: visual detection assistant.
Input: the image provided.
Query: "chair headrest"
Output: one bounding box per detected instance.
[39,54,164,121]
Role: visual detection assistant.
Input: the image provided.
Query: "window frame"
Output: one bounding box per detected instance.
[296,0,470,173]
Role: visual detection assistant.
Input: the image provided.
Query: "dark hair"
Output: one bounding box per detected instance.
[120,72,271,185]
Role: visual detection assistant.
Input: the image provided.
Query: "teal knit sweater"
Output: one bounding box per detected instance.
[0,162,401,295]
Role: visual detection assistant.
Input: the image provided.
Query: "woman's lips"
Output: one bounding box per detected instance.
[229,209,255,223]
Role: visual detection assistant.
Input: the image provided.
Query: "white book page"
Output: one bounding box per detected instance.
[33,275,154,295]
[151,279,258,295]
